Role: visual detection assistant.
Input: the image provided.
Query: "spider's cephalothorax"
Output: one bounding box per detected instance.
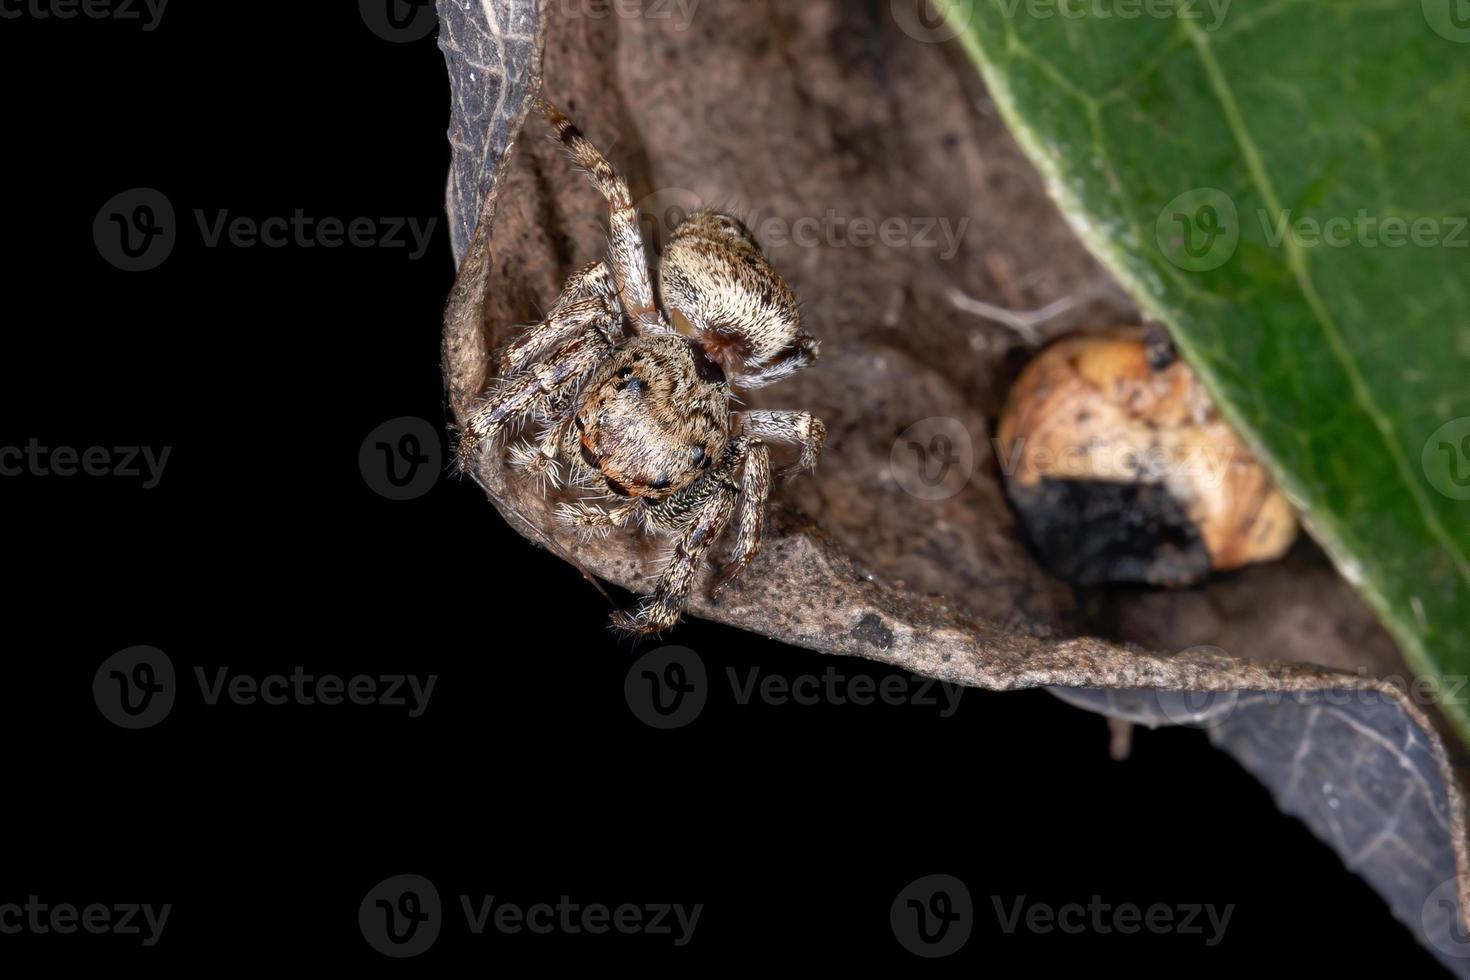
[458,96,826,634]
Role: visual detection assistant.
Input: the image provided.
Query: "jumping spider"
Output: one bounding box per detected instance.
[457,96,826,634]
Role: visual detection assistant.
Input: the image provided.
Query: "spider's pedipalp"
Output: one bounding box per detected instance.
[556,499,638,538]
[507,441,561,492]
[732,334,820,391]
[508,414,578,493]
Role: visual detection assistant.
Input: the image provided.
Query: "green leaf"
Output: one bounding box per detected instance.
[938,0,1470,746]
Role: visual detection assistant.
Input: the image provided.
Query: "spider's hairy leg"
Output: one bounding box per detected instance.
[458,328,612,471]
[553,259,615,307]
[500,294,617,378]
[534,96,660,331]
[734,409,826,472]
[610,440,749,635]
[711,439,770,599]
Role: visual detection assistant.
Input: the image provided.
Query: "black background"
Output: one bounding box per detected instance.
[0,0,1436,973]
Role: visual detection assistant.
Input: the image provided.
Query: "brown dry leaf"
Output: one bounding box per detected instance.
[435,0,1470,966]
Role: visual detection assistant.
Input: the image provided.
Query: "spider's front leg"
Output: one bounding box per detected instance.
[498,265,617,377]
[611,438,767,634]
[457,314,613,471]
[536,97,662,333]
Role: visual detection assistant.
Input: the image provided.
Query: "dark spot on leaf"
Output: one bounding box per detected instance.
[850,613,893,650]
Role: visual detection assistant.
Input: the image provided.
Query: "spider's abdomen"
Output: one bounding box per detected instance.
[659,211,805,375]
[574,334,729,500]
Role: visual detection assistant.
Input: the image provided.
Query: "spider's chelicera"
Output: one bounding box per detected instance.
[457,97,827,634]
